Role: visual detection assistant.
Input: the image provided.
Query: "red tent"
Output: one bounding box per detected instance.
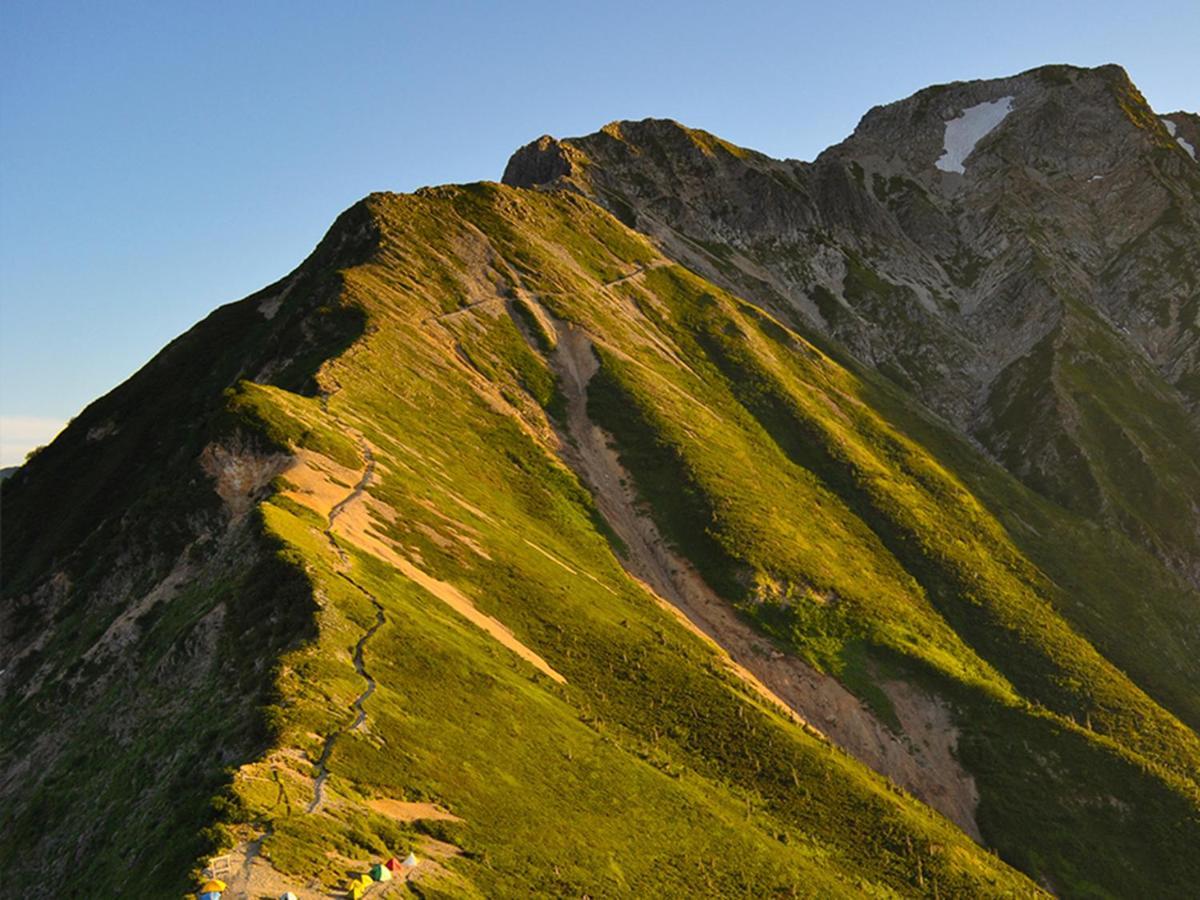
[384,857,403,873]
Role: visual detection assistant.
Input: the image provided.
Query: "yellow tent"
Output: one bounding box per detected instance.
[348,885,366,900]
[199,879,227,893]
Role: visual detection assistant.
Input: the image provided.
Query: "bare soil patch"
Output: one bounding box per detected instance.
[547,315,982,840]
[368,798,464,823]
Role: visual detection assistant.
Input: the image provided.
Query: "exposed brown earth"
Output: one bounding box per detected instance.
[547,313,982,840]
[368,798,464,823]
[281,437,567,685]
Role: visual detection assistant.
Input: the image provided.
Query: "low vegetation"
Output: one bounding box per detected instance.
[3,179,1198,898]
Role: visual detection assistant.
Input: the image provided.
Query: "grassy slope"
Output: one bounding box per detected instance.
[547,114,1200,721]
[574,262,1200,894]
[883,331,1200,735]
[0,210,372,897]
[209,184,1200,897]
[214,186,1036,897]
[5,180,1198,897]
[422,187,1200,892]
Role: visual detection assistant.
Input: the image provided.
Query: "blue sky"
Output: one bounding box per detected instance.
[1,0,1197,465]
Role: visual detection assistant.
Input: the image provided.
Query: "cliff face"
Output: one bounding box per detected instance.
[3,65,1200,899]
[504,64,1200,585]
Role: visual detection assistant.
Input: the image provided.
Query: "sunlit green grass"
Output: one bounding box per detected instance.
[5,181,1198,898]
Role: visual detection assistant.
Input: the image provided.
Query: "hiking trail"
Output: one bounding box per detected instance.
[308,437,387,814]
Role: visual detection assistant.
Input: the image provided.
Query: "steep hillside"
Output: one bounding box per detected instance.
[504,64,1200,590]
[0,204,373,893]
[3,64,1200,899]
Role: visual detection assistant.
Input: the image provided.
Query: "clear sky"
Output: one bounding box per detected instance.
[1,0,1196,465]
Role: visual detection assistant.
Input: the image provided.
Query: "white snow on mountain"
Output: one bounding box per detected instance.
[1161,118,1197,160]
[936,96,1015,174]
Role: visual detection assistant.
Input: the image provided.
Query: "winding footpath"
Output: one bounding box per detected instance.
[599,260,668,288]
[422,261,668,326]
[308,439,387,814]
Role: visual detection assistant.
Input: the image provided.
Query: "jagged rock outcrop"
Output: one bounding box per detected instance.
[5,63,1200,900]
[503,63,1200,585]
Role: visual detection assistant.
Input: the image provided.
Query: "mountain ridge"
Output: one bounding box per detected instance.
[3,64,1199,898]
[502,62,1200,590]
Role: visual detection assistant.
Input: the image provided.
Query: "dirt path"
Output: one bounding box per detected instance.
[234,831,268,891]
[422,261,664,327]
[547,317,982,841]
[309,439,388,814]
[308,449,566,685]
[212,839,330,900]
[348,602,385,732]
[601,260,669,288]
[329,444,377,531]
[426,296,505,324]
[214,773,290,897]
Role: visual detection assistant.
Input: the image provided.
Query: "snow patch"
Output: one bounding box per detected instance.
[936,96,1014,174]
[1089,175,1104,182]
[1162,118,1197,160]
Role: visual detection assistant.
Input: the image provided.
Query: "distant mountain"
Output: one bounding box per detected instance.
[3,64,1198,898]
[505,64,1200,588]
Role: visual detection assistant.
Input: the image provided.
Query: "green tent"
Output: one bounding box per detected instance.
[370,863,393,882]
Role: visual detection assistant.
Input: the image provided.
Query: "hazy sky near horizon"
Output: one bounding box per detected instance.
[1,0,1197,465]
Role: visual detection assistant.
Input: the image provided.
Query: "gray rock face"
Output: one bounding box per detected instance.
[503,63,1200,584]
[503,135,576,188]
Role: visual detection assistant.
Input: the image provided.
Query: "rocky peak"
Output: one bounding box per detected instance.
[7,61,1200,900]
[502,134,576,188]
[499,64,1200,590]
[1160,111,1199,160]
[823,64,1180,187]
[503,118,782,211]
